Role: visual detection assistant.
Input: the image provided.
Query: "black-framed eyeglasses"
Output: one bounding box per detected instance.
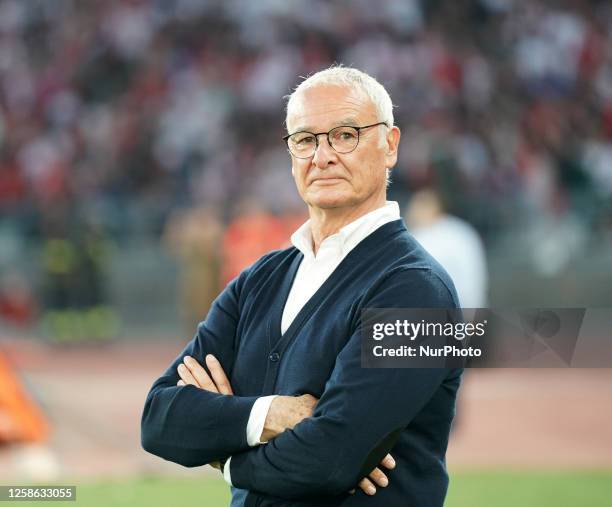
[282,122,388,159]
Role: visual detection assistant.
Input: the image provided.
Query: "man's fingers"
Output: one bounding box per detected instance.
[179,355,235,396]
[205,354,234,395]
[182,356,218,393]
[352,463,391,495]
[368,467,389,488]
[380,453,396,469]
[357,467,389,495]
[358,478,377,496]
[177,363,199,387]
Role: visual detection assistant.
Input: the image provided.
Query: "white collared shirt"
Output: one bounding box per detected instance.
[282,200,401,333]
[224,201,401,485]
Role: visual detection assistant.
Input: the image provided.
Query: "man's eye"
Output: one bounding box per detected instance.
[293,135,315,145]
[333,129,357,141]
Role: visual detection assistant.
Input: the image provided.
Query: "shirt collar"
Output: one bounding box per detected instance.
[291,201,400,259]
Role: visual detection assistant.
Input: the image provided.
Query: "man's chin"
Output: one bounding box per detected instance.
[306,193,357,210]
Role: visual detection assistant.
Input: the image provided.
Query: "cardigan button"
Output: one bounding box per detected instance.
[269,352,280,362]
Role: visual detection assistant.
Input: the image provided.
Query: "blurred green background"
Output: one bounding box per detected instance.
[10,471,612,507]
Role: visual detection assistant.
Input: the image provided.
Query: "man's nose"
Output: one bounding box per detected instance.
[312,134,336,168]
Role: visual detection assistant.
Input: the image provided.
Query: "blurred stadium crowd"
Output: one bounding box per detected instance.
[0,0,611,336]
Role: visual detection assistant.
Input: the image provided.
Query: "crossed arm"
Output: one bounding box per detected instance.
[176,353,395,496]
[141,265,457,500]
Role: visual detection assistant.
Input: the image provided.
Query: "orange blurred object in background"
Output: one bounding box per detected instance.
[0,353,49,444]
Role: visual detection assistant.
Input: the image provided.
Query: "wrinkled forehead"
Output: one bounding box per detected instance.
[286,84,376,133]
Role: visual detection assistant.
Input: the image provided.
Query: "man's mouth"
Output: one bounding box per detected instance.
[310,177,344,185]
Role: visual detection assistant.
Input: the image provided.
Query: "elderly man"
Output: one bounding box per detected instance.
[141,67,462,507]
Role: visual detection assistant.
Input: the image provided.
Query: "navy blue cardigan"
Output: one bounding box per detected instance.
[141,219,462,506]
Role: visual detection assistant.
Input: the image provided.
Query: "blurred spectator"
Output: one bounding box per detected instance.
[163,206,222,333]
[406,188,488,307]
[0,271,36,326]
[39,211,118,343]
[221,199,289,286]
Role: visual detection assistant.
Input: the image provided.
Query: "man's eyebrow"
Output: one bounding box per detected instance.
[290,125,312,133]
[291,117,361,133]
[334,117,360,127]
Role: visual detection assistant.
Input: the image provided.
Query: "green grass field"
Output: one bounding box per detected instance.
[7,470,612,506]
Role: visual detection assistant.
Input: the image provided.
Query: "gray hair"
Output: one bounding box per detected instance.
[285,66,394,129]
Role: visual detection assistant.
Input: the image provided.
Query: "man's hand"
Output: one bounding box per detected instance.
[177,356,395,495]
[261,394,318,441]
[262,394,394,496]
[176,354,233,395]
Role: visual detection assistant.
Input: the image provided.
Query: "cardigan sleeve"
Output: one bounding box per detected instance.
[140,269,260,467]
[228,268,462,499]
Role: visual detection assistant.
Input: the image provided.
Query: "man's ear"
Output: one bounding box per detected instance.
[384,126,401,168]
